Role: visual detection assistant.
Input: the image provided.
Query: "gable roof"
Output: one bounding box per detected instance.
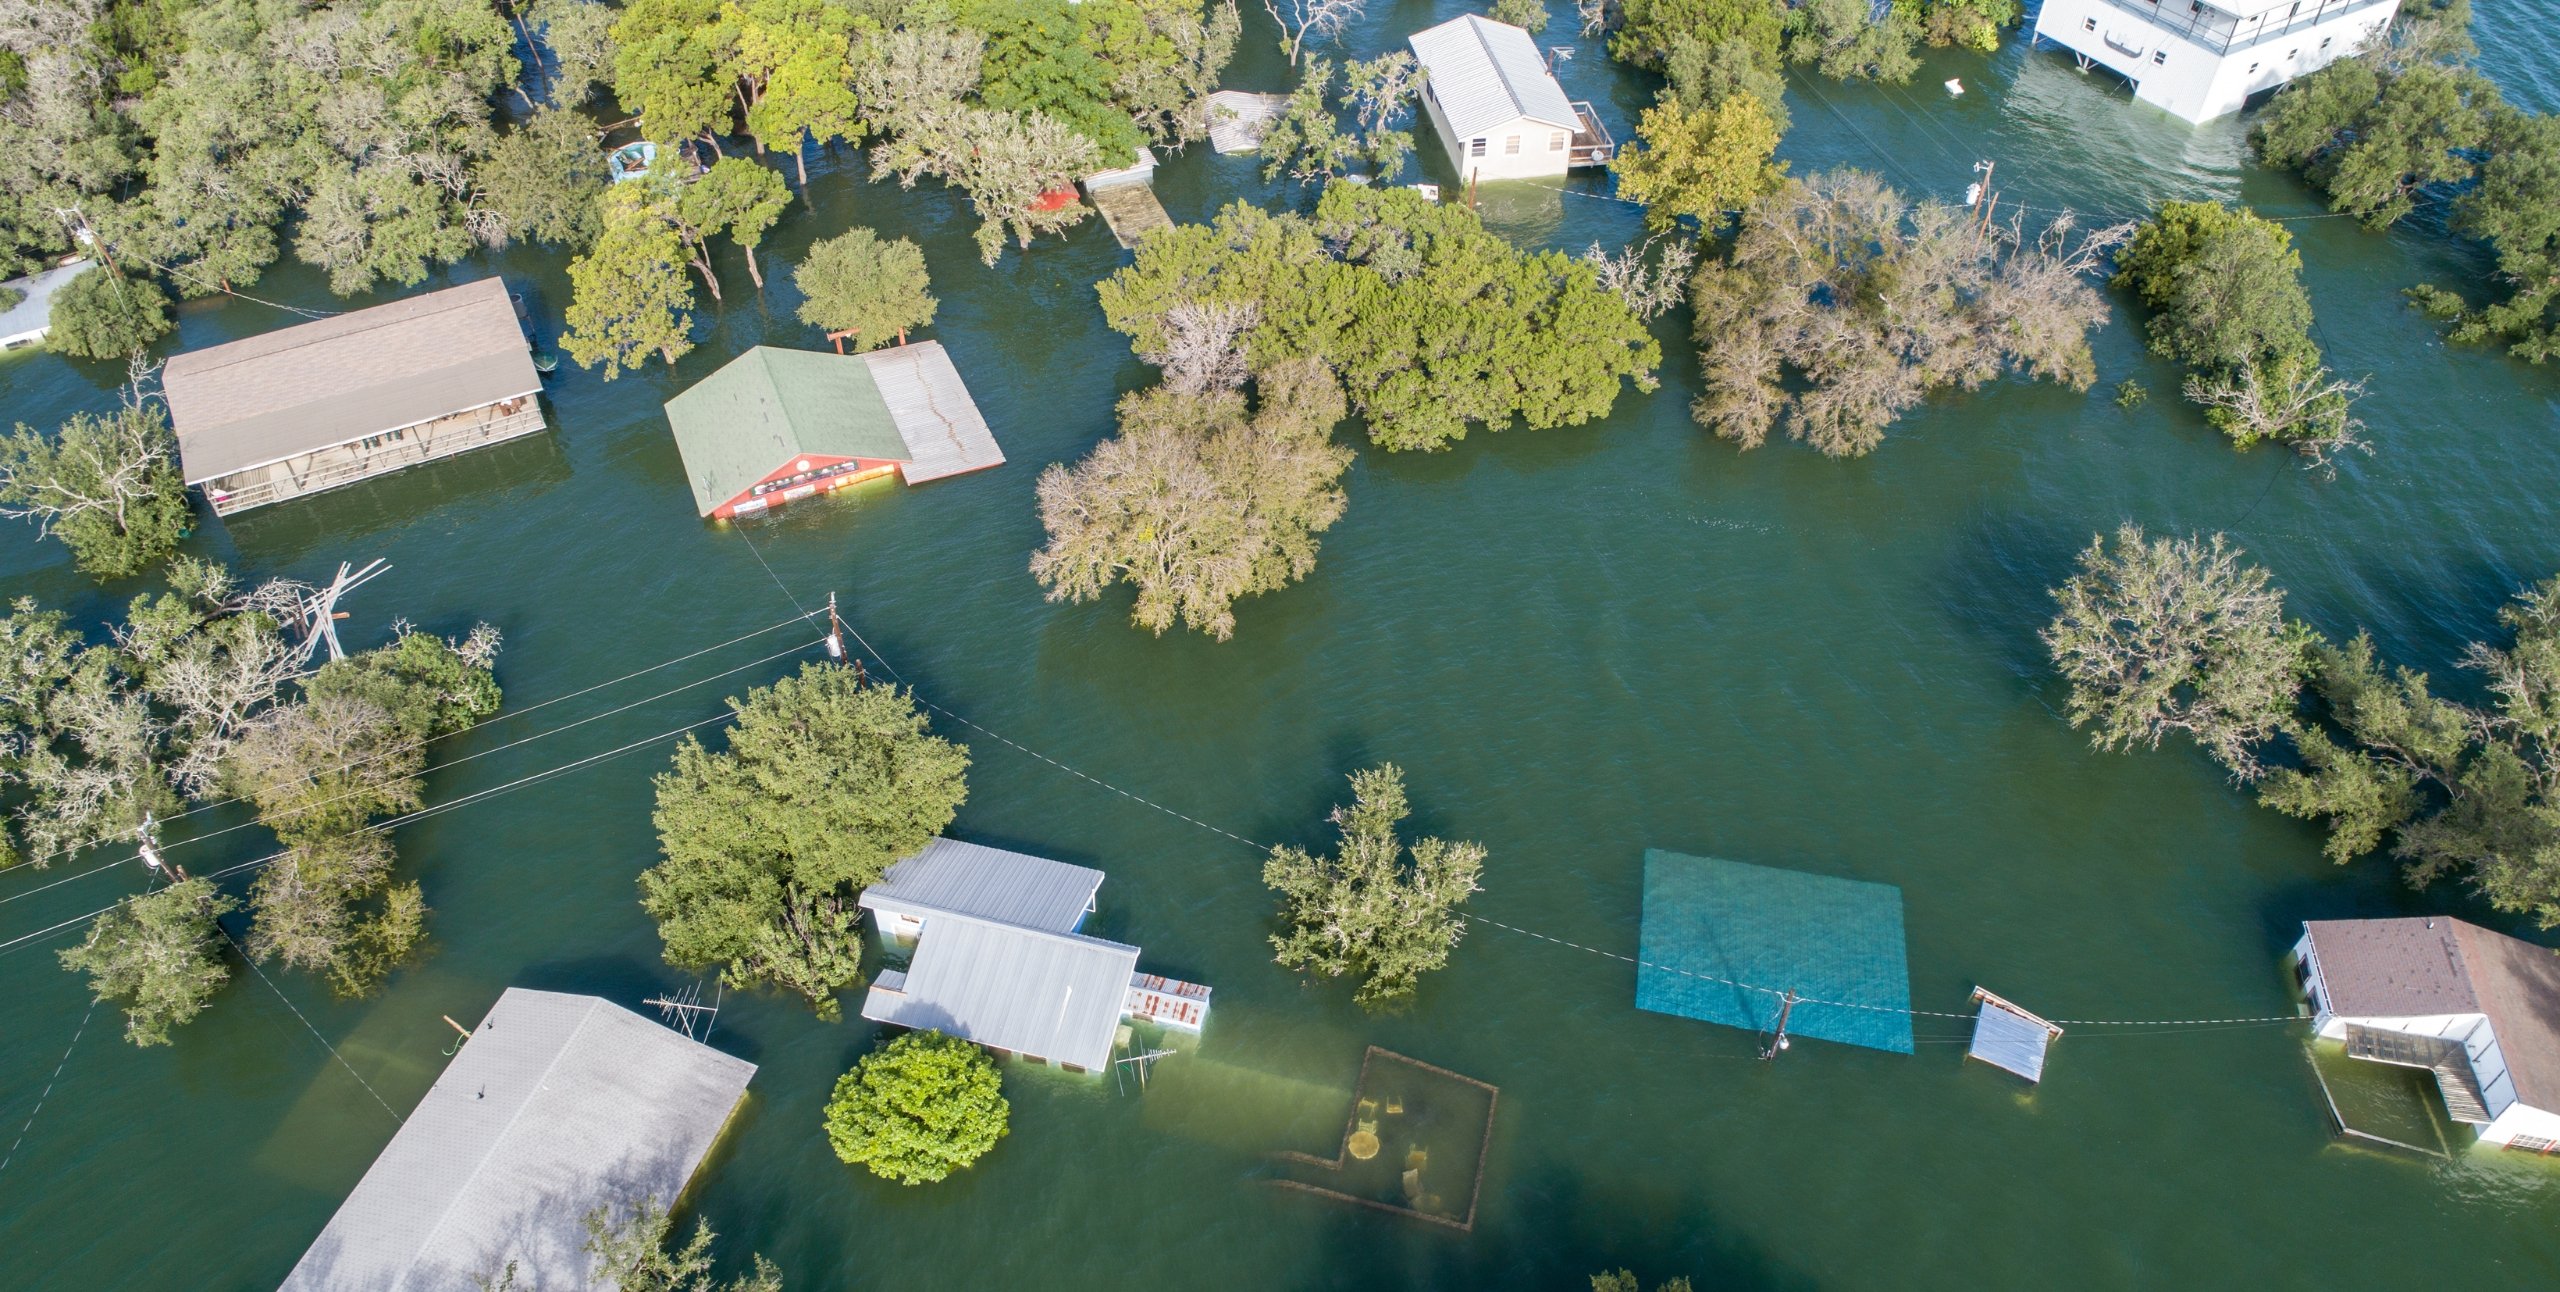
[280,989,755,1292]
[1408,14,1580,140]
[663,346,913,514]
[862,837,1103,934]
[0,259,93,343]
[861,909,1138,1071]
[165,276,539,483]
[2307,917,2560,1108]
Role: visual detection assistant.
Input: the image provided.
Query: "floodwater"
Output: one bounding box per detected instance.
[5,4,2559,1288]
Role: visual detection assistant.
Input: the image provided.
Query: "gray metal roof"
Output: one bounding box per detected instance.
[1966,991,2060,1083]
[861,340,1004,484]
[166,277,539,483]
[861,910,1138,1072]
[1407,15,1580,141]
[861,838,1102,933]
[280,989,755,1292]
[0,259,93,345]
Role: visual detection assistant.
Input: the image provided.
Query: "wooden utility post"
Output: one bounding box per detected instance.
[1759,989,1800,1062]
[824,591,845,660]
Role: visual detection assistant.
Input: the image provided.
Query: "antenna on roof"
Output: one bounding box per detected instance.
[646,981,723,1042]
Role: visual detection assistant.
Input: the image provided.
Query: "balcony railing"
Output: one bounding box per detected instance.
[1568,102,1613,168]
[2088,0,2391,56]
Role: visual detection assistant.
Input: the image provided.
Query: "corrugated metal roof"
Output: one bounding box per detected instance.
[861,838,1102,933]
[165,277,540,482]
[861,341,1004,484]
[1407,15,1579,141]
[279,989,755,1292]
[664,346,912,515]
[0,259,93,345]
[862,910,1138,1072]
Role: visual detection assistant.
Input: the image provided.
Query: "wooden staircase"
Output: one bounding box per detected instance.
[2345,1024,2491,1124]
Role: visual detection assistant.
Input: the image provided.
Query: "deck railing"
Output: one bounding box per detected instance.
[1568,101,1614,168]
[205,404,546,515]
[2087,0,2390,56]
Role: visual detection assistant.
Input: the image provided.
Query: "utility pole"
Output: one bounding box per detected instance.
[1759,989,1800,1062]
[824,591,845,660]
[1969,159,1998,240]
[136,814,187,884]
[54,205,121,277]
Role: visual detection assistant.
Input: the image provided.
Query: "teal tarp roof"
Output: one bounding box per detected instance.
[662,346,910,514]
[1634,849,1914,1054]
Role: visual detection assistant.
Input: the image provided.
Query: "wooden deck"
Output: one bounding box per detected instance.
[202,401,546,515]
[1088,181,1172,248]
[861,341,1003,484]
[1569,101,1615,168]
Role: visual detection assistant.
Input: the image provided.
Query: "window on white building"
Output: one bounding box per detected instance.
[1505,135,1521,154]
[1470,137,1486,157]
[2152,49,2167,64]
[2248,61,2260,73]
[2082,15,2095,29]
[1550,131,1567,151]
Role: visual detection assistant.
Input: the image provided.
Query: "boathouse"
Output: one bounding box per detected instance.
[0,259,93,352]
[860,839,1209,1072]
[165,277,543,516]
[1407,15,1611,182]
[663,342,1003,519]
[2294,917,2560,1151]
[2031,0,2393,123]
[279,989,755,1291]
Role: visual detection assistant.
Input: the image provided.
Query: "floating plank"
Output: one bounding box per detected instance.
[1089,182,1173,248]
[1967,987,2063,1083]
[1206,91,1289,154]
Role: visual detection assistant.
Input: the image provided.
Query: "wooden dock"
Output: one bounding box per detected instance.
[1088,181,1172,249]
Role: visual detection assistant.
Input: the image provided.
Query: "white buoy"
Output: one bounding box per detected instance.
[1946,77,1965,96]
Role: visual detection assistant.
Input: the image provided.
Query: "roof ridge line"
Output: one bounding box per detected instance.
[165,279,507,377]
[887,897,1141,955]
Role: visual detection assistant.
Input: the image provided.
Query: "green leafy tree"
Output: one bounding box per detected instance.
[2041,525,2309,780]
[474,107,610,249]
[1490,0,1551,34]
[1786,0,1920,84]
[1258,58,1359,183]
[1613,0,1787,72]
[2254,46,2496,229]
[46,268,171,361]
[730,0,864,184]
[676,158,792,295]
[954,0,1144,166]
[1610,93,1786,233]
[1033,360,1353,640]
[531,0,621,105]
[1266,764,1484,1007]
[824,1030,1009,1185]
[58,878,236,1047]
[793,227,937,348]
[0,402,190,581]
[1899,0,2020,51]
[1663,32,1790,132]
[613,0,737,151]
[1592,1274,1695,1292]
[640,664,969,1018]
[2421,107,2560,362]
[565,185,699,377]
[579,1200,785,1292]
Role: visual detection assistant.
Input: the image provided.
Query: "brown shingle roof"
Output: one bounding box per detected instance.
[2307,916,2560,1107]
[165,277,539,483]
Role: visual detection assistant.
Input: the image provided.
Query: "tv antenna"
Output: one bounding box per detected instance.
[645,981,724,1042]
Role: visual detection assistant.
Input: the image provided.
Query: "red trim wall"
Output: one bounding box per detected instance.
[713,455,905,518]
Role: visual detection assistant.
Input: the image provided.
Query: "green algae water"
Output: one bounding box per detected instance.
[8,5,2560,1287]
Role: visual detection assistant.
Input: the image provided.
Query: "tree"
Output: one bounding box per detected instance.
[2181,355,2369,470]
[823,1030,1009,1185]
[612,0,736,151]
[1786,0,1920,84]
[640,665,969,1018]
[1613,0,1787,72]
[2254,56,2496,229]
[45,268,171,361]
[580,1200,785,1292]
[1260,0,1367,65]
[0,400,191,581]
[1490,0,1551,33]
[1609,93,1786,233]
[794,227,937,349]
[1688,170,2128,455]
[955,0,1144,167]
[58,878,236,1047]
[2040,525,2308,780]
[474,107,610,249]
[1901,0,2020,52]
[1098,185,1660,452]
[2421,106,2560,362]
[1584,235,1698,322]
[1265,765,1484,1007]
[728,0,863,181]
[1032,362,1352,640]
[1258,58,1358,183]
[676,158,791,294]
[1592,1273,1695,1292]
[531,0,621,106]
[564,186,699,377]
[1663,31,1790,131]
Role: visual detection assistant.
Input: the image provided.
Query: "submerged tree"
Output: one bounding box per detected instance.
[58,878,236,1047]
[1688,170,2129,456]
[576,1199,784,1292]
[0,399,191,581]
[564,186,699,377]
[46,269,173,362]
[640,664,969,1018]
[794,228,937,349]
[1609,92,1786,233]
[1032,360,1353,641]
[1265,764,1485,1007]
[2041,525,2308,780]
[823,1030,1009,1185]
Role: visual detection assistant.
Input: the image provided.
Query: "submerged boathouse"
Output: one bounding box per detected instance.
[860,839,1208,1072]
[280,988,755,1290]
[663,342,1003,519]
[166,277,545,516]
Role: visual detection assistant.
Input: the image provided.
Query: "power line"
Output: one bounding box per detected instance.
[207,916,403,1124]
[0,1000,101,1176]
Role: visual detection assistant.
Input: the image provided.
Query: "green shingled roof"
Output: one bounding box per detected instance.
[663,346,911,514]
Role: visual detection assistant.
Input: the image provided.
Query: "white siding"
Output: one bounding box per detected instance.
[2480,1102,2560,1148]
[2031,0,2395,122]
[1422,92,1571,183]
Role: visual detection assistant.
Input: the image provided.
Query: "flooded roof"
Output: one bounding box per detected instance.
[164,277,539,482]
[863,838,1102,934]
[279,989,754,1292]
[663,345,912,514]
[1407,14,1579,141]
[861,909,1139,1072]
[2307,917,2560,1107]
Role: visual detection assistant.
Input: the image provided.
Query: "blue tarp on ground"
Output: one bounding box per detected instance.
[1634,849,1914,1055]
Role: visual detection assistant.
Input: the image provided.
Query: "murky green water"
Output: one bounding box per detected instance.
[7,5,2560,1288]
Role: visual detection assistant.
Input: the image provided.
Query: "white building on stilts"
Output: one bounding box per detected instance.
[2030,0,2397,123]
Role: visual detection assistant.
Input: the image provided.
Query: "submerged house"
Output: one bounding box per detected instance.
[860,839,1209,1073]
[166,277,545,516]
[2295,917,2560,1151]
[662,342,1003,519]
[0,259,93,352]
[1407,14,1610,182]
[2030,0,2395,123]
[279,989,756,1290]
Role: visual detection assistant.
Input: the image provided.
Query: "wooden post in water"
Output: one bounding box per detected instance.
[1759,989,1800,1062]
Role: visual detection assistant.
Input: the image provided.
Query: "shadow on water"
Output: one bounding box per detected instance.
[1931,508,2091,682]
